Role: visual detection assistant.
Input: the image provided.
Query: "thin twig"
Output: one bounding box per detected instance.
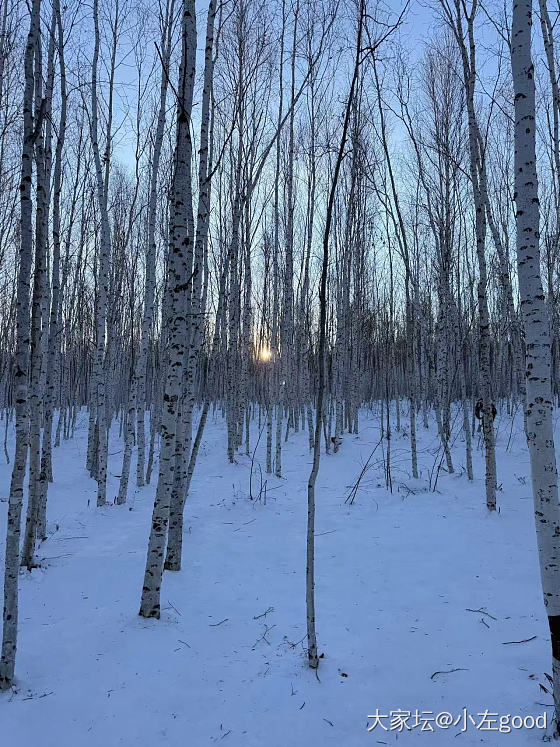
[253,606,274,620]
[430,668,468,680]
[466,607,497,621]
[502,636,537,645]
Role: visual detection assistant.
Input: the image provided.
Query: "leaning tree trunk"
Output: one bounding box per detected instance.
[21,17,49,569]
[139,0,197,619]
[0,0,40,690]
[164,0,217,572]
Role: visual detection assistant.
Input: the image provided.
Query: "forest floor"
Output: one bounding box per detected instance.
[0,404,557,745]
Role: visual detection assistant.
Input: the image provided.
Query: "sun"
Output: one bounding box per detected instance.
[259,347,272,363]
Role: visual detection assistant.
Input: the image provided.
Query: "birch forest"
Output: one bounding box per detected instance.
[2,0,560,743]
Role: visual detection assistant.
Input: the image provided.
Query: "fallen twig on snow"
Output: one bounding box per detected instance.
[502,636,537,645]
[252,623,276,649]
[465,607,497,621]
[430,668,468,680]
[234,518,256,531]
[166,600,182,616]
[253,606,274,620]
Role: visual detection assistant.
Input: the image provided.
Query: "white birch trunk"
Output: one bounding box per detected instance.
[139,0,196,618]
[511,0,560,724]
[0,0,40,689]
[90,0,112,507]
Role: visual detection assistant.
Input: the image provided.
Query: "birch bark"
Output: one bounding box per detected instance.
[0,0,40,689]
[511,0,560,723]
[139,0,196,618]
[90,0,112,507]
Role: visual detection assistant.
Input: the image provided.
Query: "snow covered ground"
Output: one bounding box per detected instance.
[0,405,557,745]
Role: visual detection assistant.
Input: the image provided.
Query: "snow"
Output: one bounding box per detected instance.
[0,405,557,745]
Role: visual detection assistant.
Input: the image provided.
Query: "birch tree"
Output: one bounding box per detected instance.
[139,0,197,619]
[0,0,41,690]
[511,0,560,724]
